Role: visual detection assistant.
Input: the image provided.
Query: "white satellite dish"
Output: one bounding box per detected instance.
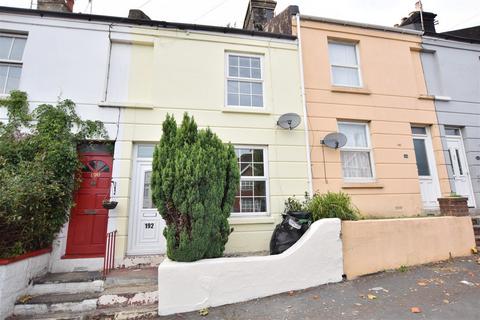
[277,113,301,130]
[321,132,347,149]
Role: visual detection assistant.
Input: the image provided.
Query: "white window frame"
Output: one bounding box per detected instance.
[0,33,27,95]
[232,145,270,217]
[338,121,375,182]
[225,52,265,109]
[328,41,363,88]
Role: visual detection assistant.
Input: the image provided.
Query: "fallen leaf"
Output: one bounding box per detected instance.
[417,281,428,287]
[17,295,32,304]
[411,307,422,313]
[472,247,478,254]
[199,308,209,316]
[460,280,475,287]
[354,303,362,306]
[367,294,377,300]
[443,299,449,304]
[312,295,320,300]
[287,305,292,309]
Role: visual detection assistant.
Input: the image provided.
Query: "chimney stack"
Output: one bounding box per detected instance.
[38,0,75,13]
[243,0,277,31]
[397,10,437,33]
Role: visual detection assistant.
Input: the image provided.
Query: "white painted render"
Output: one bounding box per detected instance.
[0,252,51,319]
[157,218,343,316]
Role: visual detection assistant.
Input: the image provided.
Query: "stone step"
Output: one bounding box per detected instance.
[33,271,103,285]
[9,303,158,320]
[29,271,104,296]
[13,284,158,317]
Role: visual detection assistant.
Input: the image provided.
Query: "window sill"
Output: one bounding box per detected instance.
[341,182,384,189]
[228,216,275,225]
[223,106,271,115]
[99,101,154,109]
[331,86,371,95]
[418,94,435,101]
[434,95,451,102]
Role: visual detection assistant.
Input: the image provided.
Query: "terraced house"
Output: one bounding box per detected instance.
[244,1,452,216]
[400,10,480,210]
[0,1,310,273]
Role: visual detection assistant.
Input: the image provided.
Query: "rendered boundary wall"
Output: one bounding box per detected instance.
[158,218,343,315]
[342,216,475,279]
[0,250,51,319]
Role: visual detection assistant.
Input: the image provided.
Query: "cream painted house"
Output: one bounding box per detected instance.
[0,5,310,270]
[106,25,310,260]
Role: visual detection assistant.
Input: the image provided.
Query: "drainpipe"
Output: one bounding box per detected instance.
[296,13,313,196]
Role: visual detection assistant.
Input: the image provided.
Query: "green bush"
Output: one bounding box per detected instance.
[284,193,310,213]
[151,113,239,262]
[308,192,360,221]
[0,91,106,258]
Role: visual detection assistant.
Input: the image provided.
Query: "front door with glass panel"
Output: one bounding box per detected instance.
[412,126,441,209]
[446,130,476,207]
[128,145,166,255]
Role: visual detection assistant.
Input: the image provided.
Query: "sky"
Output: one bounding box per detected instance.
[0,0,480,32]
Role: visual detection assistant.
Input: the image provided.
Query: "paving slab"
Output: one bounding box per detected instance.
[105,267,158,287]
[158,257,480,320]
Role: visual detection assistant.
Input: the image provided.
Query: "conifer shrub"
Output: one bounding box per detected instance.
[151,113,239,262]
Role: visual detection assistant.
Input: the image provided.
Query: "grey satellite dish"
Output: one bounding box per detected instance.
[321,132,347,149]
[277,113,301,130]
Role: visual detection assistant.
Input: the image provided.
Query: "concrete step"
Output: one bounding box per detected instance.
[8,303,158,320]
[30,271,104,295]
[13,284,158,318]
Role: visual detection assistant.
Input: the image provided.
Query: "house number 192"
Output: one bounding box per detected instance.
[145,223,154,229]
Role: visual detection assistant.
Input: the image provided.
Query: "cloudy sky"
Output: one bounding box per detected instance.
[0,0,479,32]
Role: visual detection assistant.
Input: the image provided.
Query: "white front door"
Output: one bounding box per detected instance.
[446,134,476,207]
[128,145,166,255]
[412,126,442,209]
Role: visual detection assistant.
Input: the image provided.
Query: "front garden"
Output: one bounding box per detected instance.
[0,91,106,259]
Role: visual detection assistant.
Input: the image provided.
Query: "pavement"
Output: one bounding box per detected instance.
[159,257,480,320]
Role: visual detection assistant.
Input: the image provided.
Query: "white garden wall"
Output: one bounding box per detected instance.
[0,251,51,319]
[158,218,343,316]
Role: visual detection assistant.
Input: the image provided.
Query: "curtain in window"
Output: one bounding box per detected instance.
[341,151,373,178]
[328,43,357,66]
[338,123,368,148]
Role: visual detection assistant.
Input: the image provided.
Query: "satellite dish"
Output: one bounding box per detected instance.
[321,132,347,149]
[277,113,301,130]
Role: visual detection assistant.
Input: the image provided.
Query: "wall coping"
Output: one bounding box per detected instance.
[0,248,52,266]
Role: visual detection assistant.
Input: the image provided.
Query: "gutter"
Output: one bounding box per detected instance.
[295,14,313,196]
[0,6,296,41]
[300,14,424,36]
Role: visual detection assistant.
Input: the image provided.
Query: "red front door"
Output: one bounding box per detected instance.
[65,153,113,258]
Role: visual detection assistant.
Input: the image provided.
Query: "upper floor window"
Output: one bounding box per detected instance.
[0,34,27,94]
[328,42,361,87]
[232,146,268,215]
[226,53,264,108]
[338,122,374,181]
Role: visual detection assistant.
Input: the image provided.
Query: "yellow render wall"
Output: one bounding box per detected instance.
[109,28,309,256]
[298,20,450,217]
